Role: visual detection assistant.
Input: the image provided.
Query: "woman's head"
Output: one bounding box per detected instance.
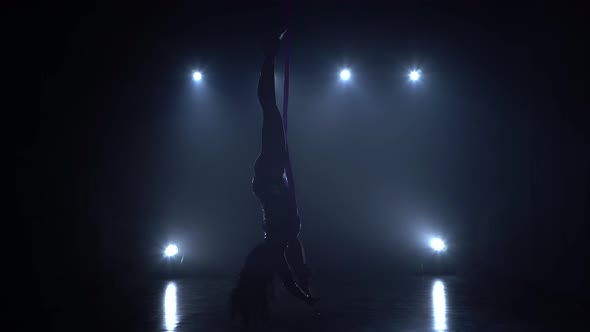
[231,243,275,327]
[237,243,275,286]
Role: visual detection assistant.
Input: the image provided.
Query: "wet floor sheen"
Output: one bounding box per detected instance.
[96,274,585,332]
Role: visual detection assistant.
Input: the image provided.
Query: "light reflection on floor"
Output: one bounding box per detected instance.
[432,280,447,331]
[164,282,178,331]
[127,275,586,332]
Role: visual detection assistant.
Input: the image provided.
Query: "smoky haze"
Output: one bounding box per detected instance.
[35,1,588,306]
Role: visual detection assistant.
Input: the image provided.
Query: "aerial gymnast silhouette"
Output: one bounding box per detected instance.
[231,33,318,327]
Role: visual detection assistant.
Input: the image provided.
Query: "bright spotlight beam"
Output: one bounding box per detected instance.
[430,238,446,252]
[164,244,179,257]
[340,69,351,81]
[192,71,202,82]
[409,69,421,82]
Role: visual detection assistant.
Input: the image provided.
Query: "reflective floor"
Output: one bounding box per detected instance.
[91,274,586,332]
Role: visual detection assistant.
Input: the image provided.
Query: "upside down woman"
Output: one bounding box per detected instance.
[231,33,318,327]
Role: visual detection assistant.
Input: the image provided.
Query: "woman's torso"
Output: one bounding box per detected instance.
[252,174,300,239]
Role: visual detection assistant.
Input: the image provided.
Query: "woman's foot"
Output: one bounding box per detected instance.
[299,265,313,296]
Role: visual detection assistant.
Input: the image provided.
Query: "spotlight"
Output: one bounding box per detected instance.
[340,69,351,81]
[164,244,179,257]
[192,71,202,82]
[430,238,446,252]
[409,69,421,82]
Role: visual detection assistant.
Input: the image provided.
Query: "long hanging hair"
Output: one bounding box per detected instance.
[230,242,276,327]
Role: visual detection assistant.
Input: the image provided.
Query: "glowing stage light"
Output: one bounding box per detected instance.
[340,69,351,81]
[430,238,446,252]
[192,71,202,82]
[409,69,421,82]
[164,244,179,257]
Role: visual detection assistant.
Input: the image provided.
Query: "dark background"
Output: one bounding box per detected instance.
[31,0,588,326]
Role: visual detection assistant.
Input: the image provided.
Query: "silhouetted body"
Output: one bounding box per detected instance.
[231,35,317,328]
[252,35,312,297]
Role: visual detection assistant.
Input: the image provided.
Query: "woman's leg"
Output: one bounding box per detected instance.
[272,243,313,304]
[285,236,312,294]
[254,39,287,178]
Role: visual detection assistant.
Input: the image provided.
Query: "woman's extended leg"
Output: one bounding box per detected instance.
[271,241,316,305]
[285,236,312,294]
[254,37,287,178]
